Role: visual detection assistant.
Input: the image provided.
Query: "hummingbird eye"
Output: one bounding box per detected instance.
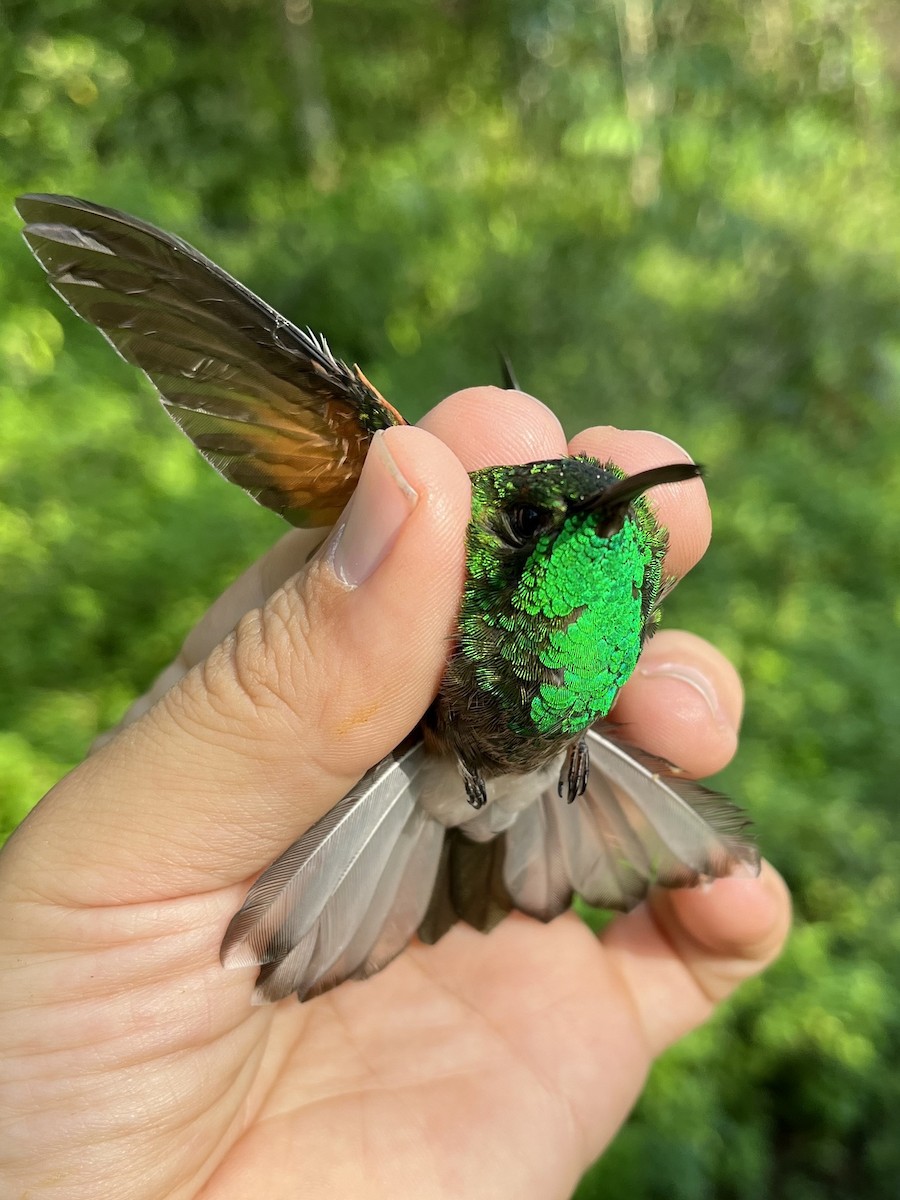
[504,504,550,547]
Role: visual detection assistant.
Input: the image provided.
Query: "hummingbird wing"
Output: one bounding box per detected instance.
[504,728,759,918]
[221,741,444,1003]
[16,193,405,526]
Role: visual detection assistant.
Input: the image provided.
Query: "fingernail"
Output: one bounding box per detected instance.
[639,661,728,727]
[329,430,418,586]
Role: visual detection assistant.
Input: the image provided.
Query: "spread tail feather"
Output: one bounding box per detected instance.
[221,728,758,1003]
[418,830,513,945]
[504,727,759,918]
[221,741,443,1003]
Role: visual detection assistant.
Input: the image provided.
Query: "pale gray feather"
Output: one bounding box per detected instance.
[252,806,439,1003]
[502,791,573,921]
[291,805,436,1000]
[501,728,758,917]
[568,768,656,907]
[221,742,435,997]
[570,728,760,907]
[305,814,444,1000]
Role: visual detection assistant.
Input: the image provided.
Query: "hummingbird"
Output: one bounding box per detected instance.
[17,194,760,1004]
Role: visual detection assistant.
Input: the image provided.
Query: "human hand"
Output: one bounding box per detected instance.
[0,388,791,1200]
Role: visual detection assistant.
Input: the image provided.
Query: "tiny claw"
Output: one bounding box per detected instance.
[560,736,590,803]
[463,767,488,810]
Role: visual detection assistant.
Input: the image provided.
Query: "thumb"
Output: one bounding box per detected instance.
[3,426,471,905]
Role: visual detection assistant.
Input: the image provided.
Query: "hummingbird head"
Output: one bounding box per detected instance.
[458,456,702,741]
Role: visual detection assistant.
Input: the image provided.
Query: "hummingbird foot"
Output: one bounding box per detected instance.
[461,763,488,810]
[559,735,590,803]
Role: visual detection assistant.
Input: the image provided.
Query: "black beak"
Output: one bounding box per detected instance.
[574,462,704,518]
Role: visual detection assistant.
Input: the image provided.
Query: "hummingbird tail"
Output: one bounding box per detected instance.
[220,741,444,1003]
[418,829,514,945]
[220,729,758,1004]
[504,728,760,917]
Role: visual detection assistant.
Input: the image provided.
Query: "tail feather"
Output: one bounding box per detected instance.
[502,797,573,922]
[418,830,513,944]
[565,728,760,909]
[305,812,444,1000]
[572,770,658,907]
[221,727,758,1004]
[221,741,442,1001]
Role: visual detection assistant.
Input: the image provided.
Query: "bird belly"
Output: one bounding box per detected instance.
[417,752,564,835]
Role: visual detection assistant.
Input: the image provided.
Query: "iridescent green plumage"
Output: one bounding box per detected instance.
[524,514,654,734]
[426,457,674,801]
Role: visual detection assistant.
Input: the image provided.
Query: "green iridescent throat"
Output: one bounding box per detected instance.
[518,513,652,734]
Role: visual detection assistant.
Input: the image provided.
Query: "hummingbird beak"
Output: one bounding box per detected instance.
[575,462,704,519]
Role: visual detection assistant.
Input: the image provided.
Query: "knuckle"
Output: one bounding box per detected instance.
[156,559,360,777]
[224,589,318,720]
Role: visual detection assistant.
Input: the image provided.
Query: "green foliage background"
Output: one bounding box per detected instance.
[1,1,898,1195]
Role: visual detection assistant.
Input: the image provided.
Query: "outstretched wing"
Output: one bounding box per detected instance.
[17,193,405,526]
[221,742,444,1003]
[503,727,759,919]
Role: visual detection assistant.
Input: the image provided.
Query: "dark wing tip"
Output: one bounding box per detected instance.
[498,349,521,391]
[16,195,114,259]
[16,193,115,218]
[16,193,78,224]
